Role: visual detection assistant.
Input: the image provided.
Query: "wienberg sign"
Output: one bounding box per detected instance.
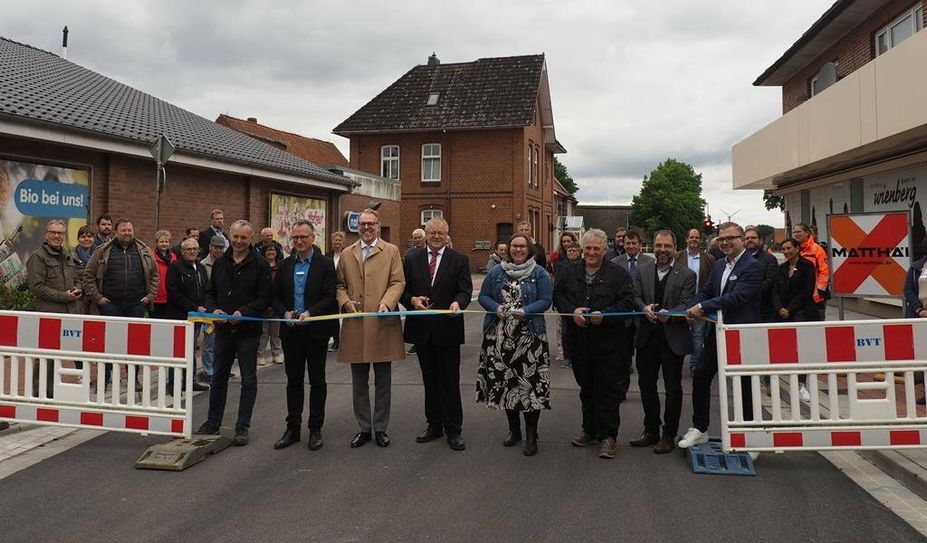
[828,212,910,297]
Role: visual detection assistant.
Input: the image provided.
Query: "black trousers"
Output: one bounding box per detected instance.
[282,331,328,431]
[616,323,636,401]
[416,342,463,435]
[692,325,754,432]
[636,331,684,438]
[571,356,624,440]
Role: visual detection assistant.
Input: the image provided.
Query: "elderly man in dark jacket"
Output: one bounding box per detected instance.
[554,228,636,460]
[165,237,210,392]
[197,220,271,446]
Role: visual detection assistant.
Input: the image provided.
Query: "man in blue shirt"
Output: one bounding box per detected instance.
[270,220,337,451]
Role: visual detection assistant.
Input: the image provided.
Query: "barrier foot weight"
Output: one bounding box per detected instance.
[135,433,232,471]
[688,442,757,476]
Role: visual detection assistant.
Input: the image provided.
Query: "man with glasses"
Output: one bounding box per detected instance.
[336,208,405,448]
[26,219,82,397]
[270,220,337,451]
[679,222,762,451]
[401,217,472,451]
[165,238,210,392]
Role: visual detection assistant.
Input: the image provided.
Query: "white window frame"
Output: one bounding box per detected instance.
[421,143,441,182]
[381,145,400,180]
[810,62,839,97]
[875,4,924,57]
[421,209,443,226]
[533,147,539,187]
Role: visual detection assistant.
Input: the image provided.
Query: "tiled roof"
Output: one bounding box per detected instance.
[216,114,349,168]
[334,54,545,135]
[0,36,351,187]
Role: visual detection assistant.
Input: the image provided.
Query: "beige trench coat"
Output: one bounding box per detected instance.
[335,239,406,364]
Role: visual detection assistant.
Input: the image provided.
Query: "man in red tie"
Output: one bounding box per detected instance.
[400,217,473,451]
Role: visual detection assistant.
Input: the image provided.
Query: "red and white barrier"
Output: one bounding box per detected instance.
[0,310,194,437]
[717,315,927,452]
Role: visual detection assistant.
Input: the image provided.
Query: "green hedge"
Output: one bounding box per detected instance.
[0,283,36,311]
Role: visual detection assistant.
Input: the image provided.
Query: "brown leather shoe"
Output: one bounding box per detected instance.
[629,431,659,447]
[598,437,617,459]
[653,437,675,454]
[571,432,596,447]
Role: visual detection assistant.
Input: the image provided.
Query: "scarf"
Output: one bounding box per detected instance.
[75,245,92,265]
[500,258,537,281]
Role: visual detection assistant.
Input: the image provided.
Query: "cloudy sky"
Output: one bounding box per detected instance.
[4,0,837,227]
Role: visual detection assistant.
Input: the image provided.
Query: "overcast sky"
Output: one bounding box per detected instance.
[5,0,837,227]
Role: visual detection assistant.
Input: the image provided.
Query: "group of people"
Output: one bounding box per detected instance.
[25,206,838,458]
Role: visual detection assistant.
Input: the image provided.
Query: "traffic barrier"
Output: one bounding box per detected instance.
[717,316,927,452]
[0,310,194,437]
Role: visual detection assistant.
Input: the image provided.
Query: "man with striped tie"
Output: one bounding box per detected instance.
[400,217,473,451]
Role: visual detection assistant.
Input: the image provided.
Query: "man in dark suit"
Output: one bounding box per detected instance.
[610,230,655,397]
[270,220,337,451]
[198,208,229,258]
[401,217,473,451]
[676,228,716,373]
[744,227,779,322]
[630,230,696,453]
[679,222,762,449]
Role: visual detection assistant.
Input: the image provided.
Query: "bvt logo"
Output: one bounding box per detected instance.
[856,337,881,347]
[62,329,81,338]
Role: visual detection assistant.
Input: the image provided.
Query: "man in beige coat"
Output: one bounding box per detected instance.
[336,208,405,448]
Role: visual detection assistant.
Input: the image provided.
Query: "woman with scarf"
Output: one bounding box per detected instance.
[257,242,284,365]
[151,230,176,318]
[72,225,95,313]
[477,233,552,456]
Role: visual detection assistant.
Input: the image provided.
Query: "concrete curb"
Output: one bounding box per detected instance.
[860,450,927,502]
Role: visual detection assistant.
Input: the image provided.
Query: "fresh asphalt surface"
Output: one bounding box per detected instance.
[1,313,924,543]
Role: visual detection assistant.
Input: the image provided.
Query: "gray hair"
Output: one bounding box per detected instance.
[582,228,608,246]
[46,219,65,230]
[424,218,448,233]
[412,228,426,237]
[230,219,252,232]
[181,237,199,249]
[154,229,171,241]
[717,222,744,236]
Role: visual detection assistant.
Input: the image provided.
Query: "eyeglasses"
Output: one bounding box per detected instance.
[291,235,313,240]
[717,235,743,243]
[359,221,379,227]
[182,247,199,251]
[46,231,65,236]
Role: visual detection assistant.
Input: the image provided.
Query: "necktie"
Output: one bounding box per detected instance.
[362,244,371,262]
[629,256,637,275]
[429,251,438,284]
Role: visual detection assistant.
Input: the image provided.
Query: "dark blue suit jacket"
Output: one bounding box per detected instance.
[693,250,762,325]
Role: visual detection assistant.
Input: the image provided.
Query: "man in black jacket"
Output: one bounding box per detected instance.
[270,220,337,451]
[197,220,271,446]
[744,227,779,322]
[400,218,473,451]
[198,208,229,258]
[165,237,209,392]
[554,228,636,459]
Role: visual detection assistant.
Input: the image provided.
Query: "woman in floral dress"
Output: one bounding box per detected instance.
[477,233,552,456]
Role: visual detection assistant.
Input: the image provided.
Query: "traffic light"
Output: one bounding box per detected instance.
[703,218,714,234]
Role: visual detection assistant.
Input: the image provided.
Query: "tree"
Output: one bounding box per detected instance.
[763,189,785,211]
[755,224,775,241]
[554,157,579,194]
[630,159,705,243]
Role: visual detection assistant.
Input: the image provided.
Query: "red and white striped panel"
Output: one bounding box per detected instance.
[0,402,186,436]
[728,427,927,450]
[722,320,927,366]
[0,311,189,360]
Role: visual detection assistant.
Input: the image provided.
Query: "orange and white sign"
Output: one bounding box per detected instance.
[828,212,910,297]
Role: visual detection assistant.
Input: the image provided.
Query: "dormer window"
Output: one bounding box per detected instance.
[426,93,440,106]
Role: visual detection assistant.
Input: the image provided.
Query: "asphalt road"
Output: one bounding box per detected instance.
[1,313,924,543]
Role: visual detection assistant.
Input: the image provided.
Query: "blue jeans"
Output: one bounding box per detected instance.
[97,302,147,383]
[206,329,259,431]
[202,329,215,377]
[689,319,707,370]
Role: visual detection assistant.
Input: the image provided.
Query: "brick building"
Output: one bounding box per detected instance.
[333,54,566,270]
[0,36,352,279]
[733,0,926,317]
[216,115,401,244]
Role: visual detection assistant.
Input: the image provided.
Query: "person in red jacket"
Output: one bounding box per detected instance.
[151,229,176,319]
[792,222,830,402]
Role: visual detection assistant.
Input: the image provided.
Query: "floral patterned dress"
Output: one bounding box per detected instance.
[476,278,550,412]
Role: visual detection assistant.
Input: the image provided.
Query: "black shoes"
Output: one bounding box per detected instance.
[196,421,220,435]
[416,426,444,443]
[308,429,323,450]
[192,382,210,392]
[375,431,391,448]
[523,428,538,456]
[351,431,372,448]
[447,434,466,451]
[503,430,522,447]
[629,431,660,448]
[232,429,249,447]
[273,429,300,450]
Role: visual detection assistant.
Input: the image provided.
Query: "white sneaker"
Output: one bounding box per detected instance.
[678,427,709,448]
[799,384,811,403]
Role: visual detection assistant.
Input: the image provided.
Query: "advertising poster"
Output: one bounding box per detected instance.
[0,159,90,287]
[270,193,326,254]
[827,212,910,297]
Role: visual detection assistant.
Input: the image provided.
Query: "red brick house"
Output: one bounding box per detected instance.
[334,53,566,270]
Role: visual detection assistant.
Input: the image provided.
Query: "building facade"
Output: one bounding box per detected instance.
[334,54,566,269]
[733,0,926,316]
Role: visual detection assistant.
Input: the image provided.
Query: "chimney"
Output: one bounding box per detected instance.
[427,52,439,66]
[61,26,69,60]
[247,117,258,123]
